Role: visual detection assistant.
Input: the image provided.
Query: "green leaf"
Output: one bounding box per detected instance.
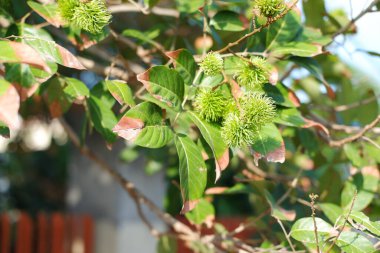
[210,11,246,31]
[137,66,185,111]
[5,63,36,87]
[254,83,298,108]
[122,29,161,47]
[185,199,215,226]
[266,10,302,50]
[22,37,85,69]
[290,217,333,245]
[157,235,177,253]
[319,203,343,225]
[175,135,208,213]
[275,108,306,127]
[144,0,160,8]
[88,96,117,143]
[166,49,197,85]
[27,1,62,27]
[0,121,10,138]
[341,167,379,211]
[113,102,173,148]
[176,0,204,13]
[187,111,229,180]
[336,231,376,253]
[105,80,135,106]
[264,191,295,221]
[64,77,90,100]
[43,77,73,118]
[0,41,50,72]
[344,143,366,168]
[349,211,380,236]
[270,42,323,57]
[251,123,285,165]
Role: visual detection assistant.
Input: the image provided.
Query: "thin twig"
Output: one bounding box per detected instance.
[309,194,320,253]
[58,117,197,239]
[329,115,380,147]
[276,219,297,252]
[325,191,357,253]
[216,0,299,53]
[334,94,380,112]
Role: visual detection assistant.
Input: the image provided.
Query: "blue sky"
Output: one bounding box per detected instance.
[325,0,380,86]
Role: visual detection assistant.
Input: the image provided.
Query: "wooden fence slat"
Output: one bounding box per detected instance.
[37,213,48,253]
[83,215,94,253]
[51,213,65,253]
[0,214,11,253]
[16,212,33,253]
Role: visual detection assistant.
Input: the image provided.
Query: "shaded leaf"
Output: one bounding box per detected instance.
[0,121,10,138]
[43,77,73,118]
[88,96,118,143]
[166,49,196,85]
[251,123,285,166]
[210,11,247,31]
[319,203,343,225]
[157,235,177,253]
[27,1,63,27]
[187,112,229,181]
[175,134,208,213]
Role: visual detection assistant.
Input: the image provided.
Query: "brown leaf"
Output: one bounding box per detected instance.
[13,83,40,101]
[5,42,50,72]
[303,118,330,136]
[215,149,230,181]
[57,45,86,70]
[205,187,229,195]
[0,84,20,129]
[113,117,144,141]
[181,199,200,214]
[253,141,286,166]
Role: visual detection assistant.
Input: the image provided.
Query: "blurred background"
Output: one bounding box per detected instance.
[1,0,380,252]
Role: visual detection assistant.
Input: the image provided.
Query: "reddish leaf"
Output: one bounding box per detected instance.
[57,45,86,70]
[0,41,50,72]
[0,83,20,129]
[181,199,200,214]
[253,141,286,166]
[112,117,144,141]
[303,118,330,136]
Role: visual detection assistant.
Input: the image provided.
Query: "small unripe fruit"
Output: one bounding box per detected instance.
[221,92,276,148]
[193,89,228,122]
[58,0,111,34]
[236,57,270,89]
[254,0,286,18]
[199,52,224,76]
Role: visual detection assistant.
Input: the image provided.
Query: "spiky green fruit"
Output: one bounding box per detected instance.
[221,92,275,148]
[57,0,78,21]
[58,0,111,34]
[254,0,286,17]
[236,57,270,88]
[199,52,224,76]
[193,89,228,122]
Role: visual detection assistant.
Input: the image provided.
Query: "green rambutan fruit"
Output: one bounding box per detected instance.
[58,0,111,34]
[193,88,228,122]
[254,0,286,18]
[199,52,224,76]
[236,57,270,88]
[221,113,256,148]
[221,92,276,148]
[57,0,79,21]
[240,92,276,127]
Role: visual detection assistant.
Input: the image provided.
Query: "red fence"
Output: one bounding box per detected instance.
[0,212,93,253]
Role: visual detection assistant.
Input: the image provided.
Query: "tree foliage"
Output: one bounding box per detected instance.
[1,0,380,252]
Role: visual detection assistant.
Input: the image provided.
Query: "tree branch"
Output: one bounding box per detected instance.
[328,115,380,147]
[58,117,197,239]
[216,0,299,53]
